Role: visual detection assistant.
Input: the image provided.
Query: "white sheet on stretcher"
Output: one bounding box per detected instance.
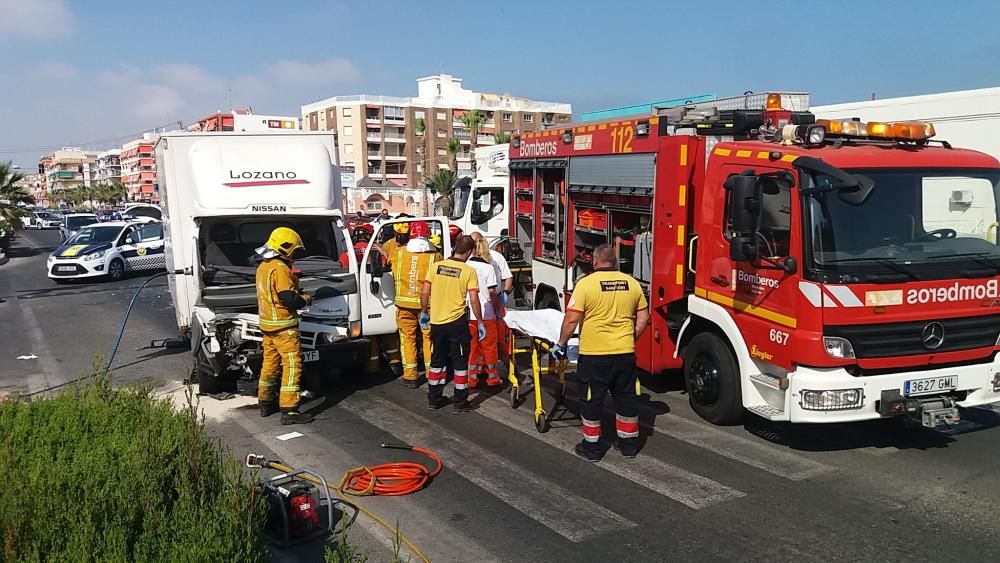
[503,309,580,363]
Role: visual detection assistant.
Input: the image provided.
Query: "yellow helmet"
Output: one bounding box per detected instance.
[429,234,442,248]
[265,227,305,260]
[393,222,410,234]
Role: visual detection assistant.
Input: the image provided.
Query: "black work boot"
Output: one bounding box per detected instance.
[259,401,279,418]
[390,363,403,377]
[427,396,450,411]
[574,442,602,463]
[280,409,314,425]
[451,400,476,413]
[612,440,639,459]
[401,378,421,389]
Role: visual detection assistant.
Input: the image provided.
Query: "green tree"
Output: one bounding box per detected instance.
[0,161,33,228]
[446,137,461,175]
[425,169,456,217]
[493,131,511,144]
[459,110,486,176]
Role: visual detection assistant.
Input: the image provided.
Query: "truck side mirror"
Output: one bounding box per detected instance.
[725,173,762,234]
[729,235,758,262]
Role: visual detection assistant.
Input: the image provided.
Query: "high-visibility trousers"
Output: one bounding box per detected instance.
[397,307,431,382]
[259,327,302,410]
[468,319,500,387]
[577,353,641,457]
[365,333,402,374]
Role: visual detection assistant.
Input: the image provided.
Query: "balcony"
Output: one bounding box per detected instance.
[383,115,405,125]
[477,134,494,145]
[367,151,382,159]
[383,134,406,143]
[384,153,406,161]
[366,132,382,142]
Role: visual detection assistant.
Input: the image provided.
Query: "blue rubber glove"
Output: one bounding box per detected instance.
[418,312,430,331]
[478,322,487,341]
[499,291,509,307]
[551,343,566,360]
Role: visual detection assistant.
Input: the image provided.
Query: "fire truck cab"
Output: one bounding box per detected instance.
[509,93,1000,427]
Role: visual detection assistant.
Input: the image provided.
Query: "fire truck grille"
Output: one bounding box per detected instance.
[825,314,1000,359]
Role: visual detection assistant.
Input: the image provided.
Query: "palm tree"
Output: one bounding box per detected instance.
[459,110,486,176]
[0,161,33,228]
[425,169,456,217]
[446,137,461,175]
[493,131,511,144]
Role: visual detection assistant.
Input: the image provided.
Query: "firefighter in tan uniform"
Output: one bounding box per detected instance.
[387,221,442,387]
[256,227,314,425]
[555,244,649,460]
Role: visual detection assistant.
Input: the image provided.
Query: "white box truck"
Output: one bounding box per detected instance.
[157,130,372,392]
[813,87,1000,243]
[450,144,511,241]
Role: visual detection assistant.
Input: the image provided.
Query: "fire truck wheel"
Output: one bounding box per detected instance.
[683,332,743,425]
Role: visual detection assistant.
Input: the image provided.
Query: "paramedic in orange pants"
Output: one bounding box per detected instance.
[256,227,314,425]
[387,221,442,387]
[466,236,503,387]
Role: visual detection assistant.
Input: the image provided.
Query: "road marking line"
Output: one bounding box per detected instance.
[475,397,745,510]
[17,300,56,395]
[341,394,636,542]
[546,379,833,480]
[648,413,834,480]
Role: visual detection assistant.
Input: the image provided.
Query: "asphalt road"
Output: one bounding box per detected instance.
[3,228,1000,562]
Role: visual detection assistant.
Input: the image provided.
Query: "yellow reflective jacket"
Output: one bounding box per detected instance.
[256,258,300,331]
[390,246,442,309]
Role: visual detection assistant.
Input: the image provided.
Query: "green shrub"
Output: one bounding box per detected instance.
[0,377,267,562]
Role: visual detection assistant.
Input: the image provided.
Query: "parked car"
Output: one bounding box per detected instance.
[122,204,162,223]
[25,211,63,230]
[47,221,165,282]
[60,213,99,242]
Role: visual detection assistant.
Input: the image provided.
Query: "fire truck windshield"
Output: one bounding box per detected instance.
[803,167,1000,282]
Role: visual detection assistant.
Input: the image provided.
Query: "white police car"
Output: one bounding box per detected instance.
[47,221,166,282]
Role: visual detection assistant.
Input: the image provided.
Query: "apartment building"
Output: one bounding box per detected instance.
[14,173,46,207]
[302,74,572,188]
[94,149,122,184]
[38,147,100,202]
[186,108,299,132]
[120,134,158,203]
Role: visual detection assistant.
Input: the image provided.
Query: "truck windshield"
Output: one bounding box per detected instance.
[803,168,1000,282]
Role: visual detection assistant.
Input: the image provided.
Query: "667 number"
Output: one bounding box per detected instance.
[769,329,789,345]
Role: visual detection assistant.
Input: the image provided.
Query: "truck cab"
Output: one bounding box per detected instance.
[508,93,1000,427]
[449,144,511,241]
[158,131,374,392]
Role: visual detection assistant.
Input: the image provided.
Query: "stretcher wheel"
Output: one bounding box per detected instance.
[535,412,548,433]
[509,385,519,408]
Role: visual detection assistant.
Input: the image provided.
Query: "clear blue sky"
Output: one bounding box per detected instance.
[2,0,999,167]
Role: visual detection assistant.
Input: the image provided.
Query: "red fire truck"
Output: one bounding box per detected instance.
[507,92,1000,427]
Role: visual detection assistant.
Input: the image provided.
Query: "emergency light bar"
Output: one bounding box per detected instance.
[816,119,936,141]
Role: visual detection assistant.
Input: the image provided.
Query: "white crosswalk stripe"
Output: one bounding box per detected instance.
[648,414,834,480]
[474,396,746,510]
[340,394,637,542]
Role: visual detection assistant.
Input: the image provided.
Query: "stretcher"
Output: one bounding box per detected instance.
[502,309,578,433]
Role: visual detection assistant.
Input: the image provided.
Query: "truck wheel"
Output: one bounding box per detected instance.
[683,332,743,425]
[195,350,236,395]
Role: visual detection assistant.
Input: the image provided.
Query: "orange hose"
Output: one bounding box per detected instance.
[338,445,443,497]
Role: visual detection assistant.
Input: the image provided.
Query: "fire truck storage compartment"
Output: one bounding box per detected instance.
[537,167,566,264]
[512,168,535,261]
[568,153,655,282]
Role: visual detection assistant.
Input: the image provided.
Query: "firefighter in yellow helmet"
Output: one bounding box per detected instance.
[380,221,410,262]
[256,227,314,425]
[386,221,442,387]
